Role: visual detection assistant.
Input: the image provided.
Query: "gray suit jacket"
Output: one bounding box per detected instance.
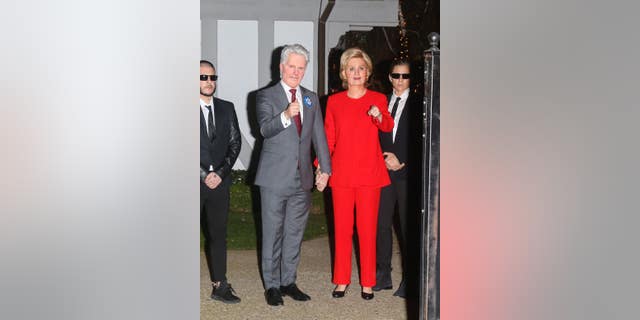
[254,83,331,191]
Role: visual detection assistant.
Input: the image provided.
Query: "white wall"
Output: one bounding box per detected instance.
[201,0,398,170]
[217,20,259,169]
[274,21,315,90]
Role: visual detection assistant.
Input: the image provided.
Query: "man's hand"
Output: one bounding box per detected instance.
[205,172,222,189]
[315,172,329,192]
[383,152,405,171]
[367,105,383,122]
[284,101,301,120]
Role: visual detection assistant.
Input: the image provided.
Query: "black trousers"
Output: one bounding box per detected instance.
[201,183,230,282]
[376,178,409,276]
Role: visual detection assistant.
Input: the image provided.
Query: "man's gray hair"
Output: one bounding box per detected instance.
[280,44,310,64]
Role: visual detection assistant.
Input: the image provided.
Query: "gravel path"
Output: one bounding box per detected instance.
[200,236,413,320]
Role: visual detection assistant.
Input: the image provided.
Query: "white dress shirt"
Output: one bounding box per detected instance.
[388,89,409,142]
[279,81,303,128]
[200,98,215,137]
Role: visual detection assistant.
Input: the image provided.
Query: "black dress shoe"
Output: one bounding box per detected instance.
[280,283,311,301]
[372,282,393,292]
[393,280,406,298]
[211,281,241,304]
[373,271,393,291]
[265,287,284,306]
[361,290,374,300]
[332,285,349,298]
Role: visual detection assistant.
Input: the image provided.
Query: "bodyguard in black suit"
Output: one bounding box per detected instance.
[374,60,421,298]
[199,60,241,304]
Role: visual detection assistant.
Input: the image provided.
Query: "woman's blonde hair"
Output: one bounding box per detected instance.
[339,47,373,89]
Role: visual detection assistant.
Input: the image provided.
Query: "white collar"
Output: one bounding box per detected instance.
[280,81,301,94]
[200,98,213,108]
[392,89,410,101]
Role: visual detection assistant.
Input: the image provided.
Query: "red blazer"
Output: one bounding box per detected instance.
[325,90,394,187]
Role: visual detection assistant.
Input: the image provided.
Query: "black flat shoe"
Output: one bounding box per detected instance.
[361,290,374,300]
[332,285,349,298]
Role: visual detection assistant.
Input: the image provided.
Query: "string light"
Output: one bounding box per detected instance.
[397,0,409,61]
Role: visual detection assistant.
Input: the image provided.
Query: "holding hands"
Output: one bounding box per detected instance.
[383,152,405,171]
[315,166,329,192]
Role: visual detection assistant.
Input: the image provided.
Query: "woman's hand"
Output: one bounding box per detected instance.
[367,105,383,122]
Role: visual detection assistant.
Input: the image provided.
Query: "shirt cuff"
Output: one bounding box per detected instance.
[280,112,291,128]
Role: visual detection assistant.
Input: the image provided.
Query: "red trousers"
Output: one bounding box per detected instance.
[331,186,380,287]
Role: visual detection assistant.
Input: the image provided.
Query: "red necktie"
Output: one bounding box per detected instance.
[290,88,302,136]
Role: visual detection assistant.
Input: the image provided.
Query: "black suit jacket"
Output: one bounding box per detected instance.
[200,97,241,191]
[379,92,422,182]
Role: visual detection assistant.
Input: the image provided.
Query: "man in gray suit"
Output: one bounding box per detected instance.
[255,44,331,306]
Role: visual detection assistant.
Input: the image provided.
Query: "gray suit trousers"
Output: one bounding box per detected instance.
[260,174,311,290]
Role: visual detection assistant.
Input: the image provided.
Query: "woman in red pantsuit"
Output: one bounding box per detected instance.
[325,48,394,300]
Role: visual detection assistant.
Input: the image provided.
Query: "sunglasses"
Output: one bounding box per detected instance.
[200,74,218,81]
[390,73,410,79]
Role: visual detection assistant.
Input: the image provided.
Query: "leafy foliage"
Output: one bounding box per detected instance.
[201,171,328,250]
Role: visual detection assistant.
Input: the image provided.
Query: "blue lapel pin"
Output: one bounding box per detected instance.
[303,96,313,108]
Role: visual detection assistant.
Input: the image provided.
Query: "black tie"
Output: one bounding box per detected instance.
[390,97,401,119]
[205,105,216,140]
